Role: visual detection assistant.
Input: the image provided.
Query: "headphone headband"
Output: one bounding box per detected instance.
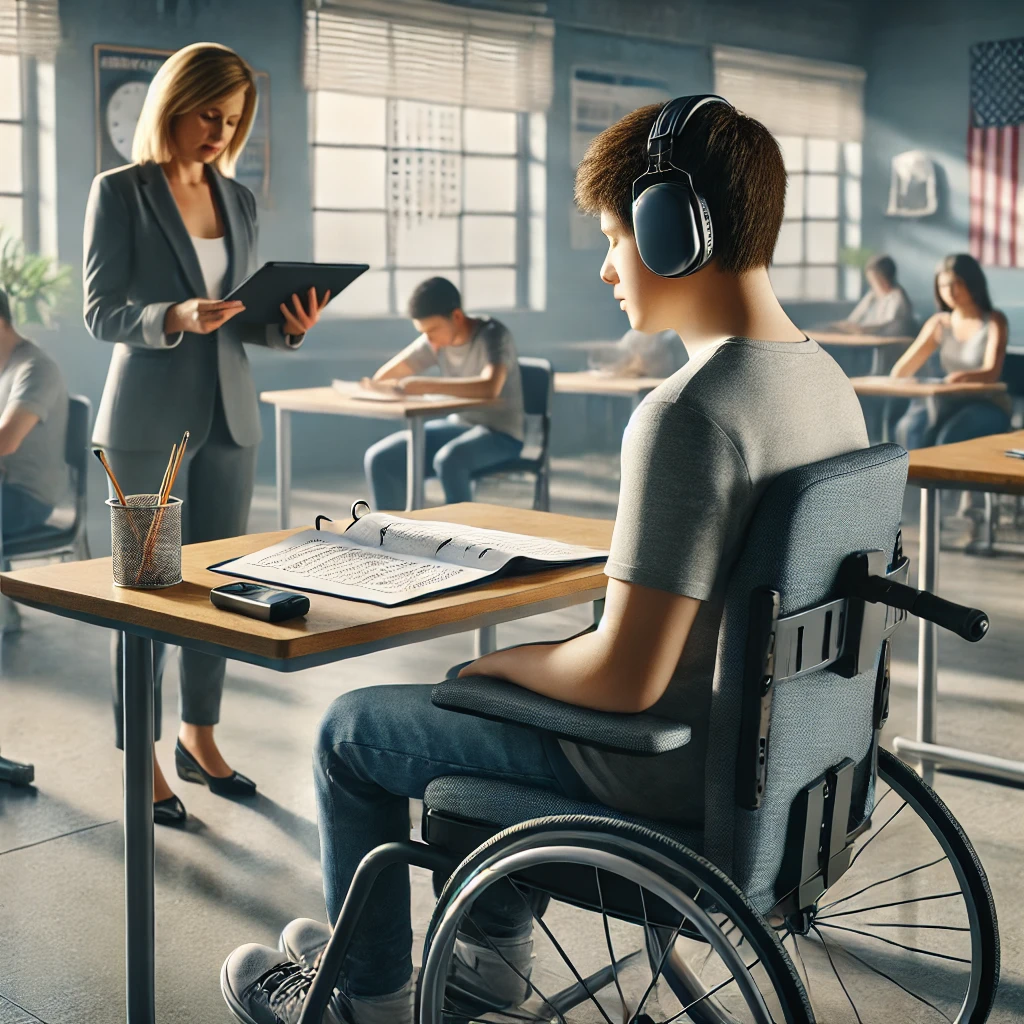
[648,94,732,155]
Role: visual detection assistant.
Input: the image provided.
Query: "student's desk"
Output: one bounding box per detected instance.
[260,383,496,527]
[554,370,665,411]
[813,331,914,375]
[891,431,1024,786]
[0,503,612,1024]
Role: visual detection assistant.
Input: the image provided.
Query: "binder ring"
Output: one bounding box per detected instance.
[351,500,371,521]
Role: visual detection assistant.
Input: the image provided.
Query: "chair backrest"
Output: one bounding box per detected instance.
[703,443,908,912]
[1000,349,1024,398]
[66,394,93,499]
[517,357,552,418]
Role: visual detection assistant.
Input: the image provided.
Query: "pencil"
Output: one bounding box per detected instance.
[162,430,189,504]
[136,430,189,585]
[93,448,128,505]
[157,444,177,504]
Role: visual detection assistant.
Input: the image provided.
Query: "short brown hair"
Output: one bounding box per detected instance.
[574,101,786,273]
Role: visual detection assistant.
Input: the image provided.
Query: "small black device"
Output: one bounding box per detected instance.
[631,94,732,279]
[210,581,310,622]
[224,262,369,325]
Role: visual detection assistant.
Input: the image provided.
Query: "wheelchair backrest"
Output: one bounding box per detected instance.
[703,443,908,912]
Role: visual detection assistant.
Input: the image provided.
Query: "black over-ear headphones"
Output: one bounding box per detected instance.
[632,94,733,278]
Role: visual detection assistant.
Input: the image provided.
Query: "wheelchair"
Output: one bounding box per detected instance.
[295,444,999,1024]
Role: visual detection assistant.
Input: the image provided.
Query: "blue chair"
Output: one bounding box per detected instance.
[0,394,92,787]
[292,445,999,1024]
[470,357,552,511]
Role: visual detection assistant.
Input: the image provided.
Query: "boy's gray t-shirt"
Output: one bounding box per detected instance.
[0,339,69,508]
[405,316,525,442]
[560,337,869,825]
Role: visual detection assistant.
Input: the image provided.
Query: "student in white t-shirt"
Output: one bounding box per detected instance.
[361,277,525,509]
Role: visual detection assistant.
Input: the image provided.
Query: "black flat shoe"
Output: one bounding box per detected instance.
[154,795,187,827]
[174,740,257,798]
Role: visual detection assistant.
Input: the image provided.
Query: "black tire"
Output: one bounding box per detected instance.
[418,815,812,1024]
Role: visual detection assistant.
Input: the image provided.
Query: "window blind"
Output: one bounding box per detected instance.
[713,46,865,142]
[0,0,59,58]
[304,0,554,113]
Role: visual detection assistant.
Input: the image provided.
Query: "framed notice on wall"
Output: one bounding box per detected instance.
[93,44,271,203]
[569,67,670,250]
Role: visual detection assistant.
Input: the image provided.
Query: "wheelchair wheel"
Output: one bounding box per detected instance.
[651,749,998,1024]
[418,816,812,1023]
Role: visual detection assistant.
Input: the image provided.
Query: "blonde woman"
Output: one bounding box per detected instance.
[83,43,326,825]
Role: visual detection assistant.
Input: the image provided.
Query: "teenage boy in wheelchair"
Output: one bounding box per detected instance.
[223,97,998,1024]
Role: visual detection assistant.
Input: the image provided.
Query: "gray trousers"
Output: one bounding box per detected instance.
[104,393,257,748]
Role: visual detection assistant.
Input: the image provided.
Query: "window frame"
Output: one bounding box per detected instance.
[311,93,545,317]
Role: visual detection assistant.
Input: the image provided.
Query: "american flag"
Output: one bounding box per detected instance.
[968,37,1024,267]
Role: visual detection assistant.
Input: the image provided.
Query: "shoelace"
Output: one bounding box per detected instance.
[259,962,318,1021]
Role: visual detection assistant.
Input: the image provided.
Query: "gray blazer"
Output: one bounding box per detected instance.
[83,161,300,451]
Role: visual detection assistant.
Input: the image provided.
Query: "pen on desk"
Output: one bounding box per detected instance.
[93,448,128,505]
[1005,449,1024,460]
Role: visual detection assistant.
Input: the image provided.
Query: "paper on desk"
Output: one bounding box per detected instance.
[209,514,607,607]
[333,380,453,403]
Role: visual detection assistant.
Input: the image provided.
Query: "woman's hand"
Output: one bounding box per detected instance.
[945,371,970,384]
[165,299,245,335]
[281,287,331,337]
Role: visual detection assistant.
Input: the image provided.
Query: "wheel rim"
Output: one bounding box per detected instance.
[419,839,778,1024]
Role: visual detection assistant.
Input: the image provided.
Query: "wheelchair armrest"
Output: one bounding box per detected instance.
[431,675,691,756]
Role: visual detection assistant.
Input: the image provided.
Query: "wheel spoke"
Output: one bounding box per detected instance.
[811,925,863,1024]
[846,921,969,932]
[810,933,955,1023]
[816,922,972,965]
[786,931,812,999]
[634,886,700,1022]
[661,957,762,1024]
[594,868,628,1016]
[847,801,907,870]
[511,881,616,1024]
[817,856,948,913]
[458,909,567,1024]
[818,891,963,921]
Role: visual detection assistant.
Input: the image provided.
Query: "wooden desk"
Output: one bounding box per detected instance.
[260,383,496,526]
[0,504,612,1024]
[892,432,1024,787]
[850,376,1007,399]
[554,371,665,410]
[812,332,913,375]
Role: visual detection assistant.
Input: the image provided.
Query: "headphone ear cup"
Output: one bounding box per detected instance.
[633,181,703,278]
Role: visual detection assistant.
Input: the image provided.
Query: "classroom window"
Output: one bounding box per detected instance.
[0,54,25,240]
[772,136,862,302]
[312,92,546,317]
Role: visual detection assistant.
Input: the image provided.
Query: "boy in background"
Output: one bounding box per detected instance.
[361,277,524,510]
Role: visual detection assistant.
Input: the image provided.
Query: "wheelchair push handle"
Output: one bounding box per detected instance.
[860,576,989,643]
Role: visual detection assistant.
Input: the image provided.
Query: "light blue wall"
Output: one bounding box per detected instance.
[44,0,869,479]
[862,1,1024,340]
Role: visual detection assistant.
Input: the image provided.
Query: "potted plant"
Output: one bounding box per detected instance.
[0,227,73,327]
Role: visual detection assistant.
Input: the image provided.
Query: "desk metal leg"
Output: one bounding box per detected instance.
[407,418,426,512]
[893,487,1024,785]
[474,625,497,658]
[123,632,155,1024]
[869,344,883,377]
[276,407,292,530]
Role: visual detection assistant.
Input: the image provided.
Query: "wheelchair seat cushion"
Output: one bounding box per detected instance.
[423,775,703,853]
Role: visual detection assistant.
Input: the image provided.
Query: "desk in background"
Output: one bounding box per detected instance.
[892,431,1024,787]
[261,383,496,527]
[812,332,914,376]
[554,371,665,412]
[0,503,613,1024]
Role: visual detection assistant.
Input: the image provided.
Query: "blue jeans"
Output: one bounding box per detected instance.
[313,683,592,998]
[1,482,52,540]
[364,420,523,510]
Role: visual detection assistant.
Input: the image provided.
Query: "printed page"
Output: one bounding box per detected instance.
[344,513,607,572]
[210,530,490,607]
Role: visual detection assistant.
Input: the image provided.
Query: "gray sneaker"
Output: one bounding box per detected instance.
[278,918,533,1012]
[221,943,352,1024]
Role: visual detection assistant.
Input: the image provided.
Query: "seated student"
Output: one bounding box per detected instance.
[221,97,869,1024]
[591,327,686,377]
[0,287,69,541]
[831,254,916,337]
[361,277,524,509]
[890,253,1008,450]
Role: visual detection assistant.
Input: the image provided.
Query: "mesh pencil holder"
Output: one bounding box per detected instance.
[108,494,183,589]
